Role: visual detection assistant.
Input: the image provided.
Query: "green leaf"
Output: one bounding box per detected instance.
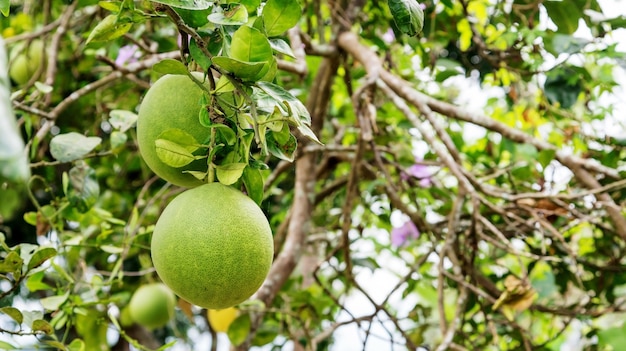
[544,66,583,109]
[212,57,267,80]
[190,38,212,71]
[68,339,86,351]
[239,0,261,14]
[40,291,69,311]
[175,7,212,28]
[86,14,132,44]
[243,167,264,205]
[537,149,556,169]
[227,313,252,346]
[0,0,10,16]
[267,132,297,162]
[50,132,102,162]
[388,0,424,36]
[0,251,23,274]
[230,26,274,65]
[34,82,53,94]
[27,247,56,271]
[68,164,100,213]
[0,341,16,350]
[109,110,138,132]
[598,322,626,349]
[150,0,211,9]
[32,319,53,334]
[543,1,580,34]
[153,59,189,75]
[98,1,121,12]
[216,163,247,185]
[211,124,237,146]
[207,4,248,25]
[269,38,295,58]
[101,245,124,254]
[26,271,53,292]
[256,81,309,124]
[155,129,202,168]
[544,33,590,55]
[262,0,302,37]
[155,140,197,167]
[1,307,24,324]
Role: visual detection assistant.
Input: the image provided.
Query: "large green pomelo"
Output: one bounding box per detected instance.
[151,183,274,309]
[128,283,176,329]
[136,73,211,188]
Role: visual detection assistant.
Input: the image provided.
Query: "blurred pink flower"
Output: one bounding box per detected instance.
[391,220,420,247]
[401,159,433,187]
[382,28,395,44]
[115,44,139,66]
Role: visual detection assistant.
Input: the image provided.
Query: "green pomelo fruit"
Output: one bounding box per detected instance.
[136,73,211,188]
[9,40,43,85]
[151,183,274,309]
[128,283,176,329]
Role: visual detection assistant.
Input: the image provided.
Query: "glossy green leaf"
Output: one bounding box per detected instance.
[212,57,267,80]
[175,7,212,27]
[189,38,212,71]
[98,1,121,12]
[543,1,580,34]
[0,307,23,324]
[211,124,237,146]
[0,0,9,16]
[40,291,69,311]
[544,33,590,55]
[269,38,296,58]
[68,164,100,212]
[388,0,424,36]
[262,0,301,37]
[50,132,102,162]
[267,131,297,162]
[27,247,56,271]
[0,251,23,274]
[32,319,53,334]
[155,128,202,168]
[0,341,16,350]
[68,339,86,351]
[239,0,261,14]
[216,162,247,185]
[25,271,53,292]
[243,166,264,205]
[150,0,211,9]
[230,25,273,63]
[109,110,138,132]
[153,59,189,75]
[227,313,252,346]
[86,15,132,44]
[207,4,248,25]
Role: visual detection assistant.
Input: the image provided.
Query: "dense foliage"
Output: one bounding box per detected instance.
[1,0,626,350]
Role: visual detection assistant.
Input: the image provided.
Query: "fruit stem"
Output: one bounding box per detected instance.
[207,127,217,183]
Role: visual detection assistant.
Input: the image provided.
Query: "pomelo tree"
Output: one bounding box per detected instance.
[2,0,626,350]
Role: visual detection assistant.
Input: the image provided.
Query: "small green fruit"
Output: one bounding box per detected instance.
[9,39,43,85]
[128,283,176,329]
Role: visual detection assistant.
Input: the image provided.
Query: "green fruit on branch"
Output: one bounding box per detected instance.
[128,283,176,329]
[151,183,274,309]
[9,39,43,85]
[136,73,211,187]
